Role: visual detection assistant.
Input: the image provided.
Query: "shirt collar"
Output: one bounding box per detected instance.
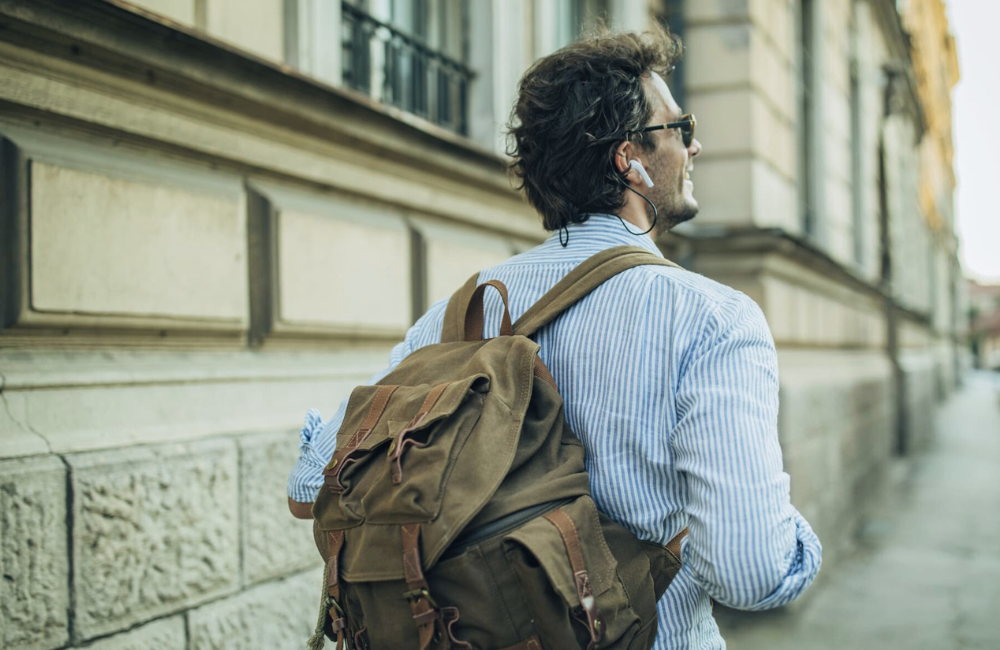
[537,214,664,260]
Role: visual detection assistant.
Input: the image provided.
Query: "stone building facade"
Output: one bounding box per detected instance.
[0,0,961,648]
[969,280,1000,370]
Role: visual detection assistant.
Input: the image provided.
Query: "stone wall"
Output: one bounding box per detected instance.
[0,429,325,650]
[777,349,896,566]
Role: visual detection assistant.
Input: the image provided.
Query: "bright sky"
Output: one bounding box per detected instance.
[949,0,1000,283]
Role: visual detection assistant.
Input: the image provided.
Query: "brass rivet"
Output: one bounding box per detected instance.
[331,458,339,467]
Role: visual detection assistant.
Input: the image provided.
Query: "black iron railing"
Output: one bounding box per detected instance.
[342,2,473,135]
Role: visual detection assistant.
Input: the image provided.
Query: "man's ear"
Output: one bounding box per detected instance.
[614,141,633,176]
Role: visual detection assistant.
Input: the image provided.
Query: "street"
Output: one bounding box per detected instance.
[717,371,1000,650]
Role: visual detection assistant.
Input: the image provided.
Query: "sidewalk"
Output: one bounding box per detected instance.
[716,371,1000,650]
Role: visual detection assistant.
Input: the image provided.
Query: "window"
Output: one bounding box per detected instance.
[341,0,472,134]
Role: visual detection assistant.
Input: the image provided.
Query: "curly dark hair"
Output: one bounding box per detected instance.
[507,26,683,231]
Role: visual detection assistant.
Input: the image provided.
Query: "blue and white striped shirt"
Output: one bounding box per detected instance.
[288,215,821,649]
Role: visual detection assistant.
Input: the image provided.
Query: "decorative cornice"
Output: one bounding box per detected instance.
[661,226,935,327]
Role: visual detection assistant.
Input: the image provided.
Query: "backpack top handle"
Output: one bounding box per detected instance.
[463,280,514,341]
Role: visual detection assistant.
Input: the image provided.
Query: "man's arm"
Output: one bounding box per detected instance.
[286,298,449,516]
[671,292,821,610]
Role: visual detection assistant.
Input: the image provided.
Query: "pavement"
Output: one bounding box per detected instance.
[715,371,1000,650]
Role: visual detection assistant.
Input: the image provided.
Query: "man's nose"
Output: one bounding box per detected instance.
[688,137,702,158]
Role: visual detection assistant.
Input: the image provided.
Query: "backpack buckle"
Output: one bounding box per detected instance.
[323,449,364,493]
[402,587,437,608]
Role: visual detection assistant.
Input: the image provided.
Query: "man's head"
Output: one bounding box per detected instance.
[507,27,701,234]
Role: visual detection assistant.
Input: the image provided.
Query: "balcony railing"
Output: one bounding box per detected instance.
[342,2,473,136]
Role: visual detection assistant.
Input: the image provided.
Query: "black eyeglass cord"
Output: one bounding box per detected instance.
[560,162,659,246]
[614,174,659,237]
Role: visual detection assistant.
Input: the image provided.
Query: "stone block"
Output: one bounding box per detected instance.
[188,567,325,650]
[15,346,392,455]
[239,431,322,585]
[30,161,246,322]
[0,456,69,650]
[685,0,750,23]
[82,616,185,650]
[751,158,797,233]
[685,157,753,226]
[276,203,411,334]
[127,0,196,25]
[0,390,50,458]
[686,89,753,155]
[764,0,795,62]
[68,439,239,641]
[206,0,284,62]
[684,23,752,90]
[823,78,852,143]
[415,219,514,306]
[753,96,797,183]
[751,34,795,123]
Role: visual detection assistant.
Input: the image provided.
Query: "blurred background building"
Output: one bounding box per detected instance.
[968,280,1000,370]
[0,0,964,648]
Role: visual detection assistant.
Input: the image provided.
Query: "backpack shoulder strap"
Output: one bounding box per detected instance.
[512,246,682,338]
[441,272,481,343]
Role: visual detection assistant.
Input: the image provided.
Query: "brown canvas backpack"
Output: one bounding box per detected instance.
[307,246,688,650]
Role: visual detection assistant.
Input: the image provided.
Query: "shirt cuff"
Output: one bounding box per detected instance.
[743,513,823,611]
[286,408,328,504]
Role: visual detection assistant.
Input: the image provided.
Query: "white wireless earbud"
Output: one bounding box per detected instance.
[628,160,654,188]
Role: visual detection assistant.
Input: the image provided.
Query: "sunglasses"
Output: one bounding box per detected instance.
[631,113,697,148]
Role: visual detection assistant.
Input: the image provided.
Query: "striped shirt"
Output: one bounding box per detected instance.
[288,214,822,649]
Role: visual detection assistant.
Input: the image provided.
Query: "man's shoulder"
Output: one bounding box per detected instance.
[618,261,741,309]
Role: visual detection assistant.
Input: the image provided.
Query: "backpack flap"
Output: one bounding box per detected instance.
[314,374,492,529]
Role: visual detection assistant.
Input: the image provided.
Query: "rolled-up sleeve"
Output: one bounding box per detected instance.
[671,292,822,610]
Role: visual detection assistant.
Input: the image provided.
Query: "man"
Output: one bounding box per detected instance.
[288,27,821,649]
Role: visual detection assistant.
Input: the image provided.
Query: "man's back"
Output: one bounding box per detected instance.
[288,216,821,649]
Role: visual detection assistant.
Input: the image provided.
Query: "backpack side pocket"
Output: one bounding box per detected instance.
[502,496,647,650]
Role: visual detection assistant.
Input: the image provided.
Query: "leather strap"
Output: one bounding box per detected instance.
[542,509,603,648]
[668,527,688,561]
[441,273,481,343]
[356,385,399,440]
[388,382,450,485]
[288,497,314,520]
[325,530,347,649]
[463,280,514,341]
[514,246,681,338]
[401,523,439,650]
[324,385,399,493]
